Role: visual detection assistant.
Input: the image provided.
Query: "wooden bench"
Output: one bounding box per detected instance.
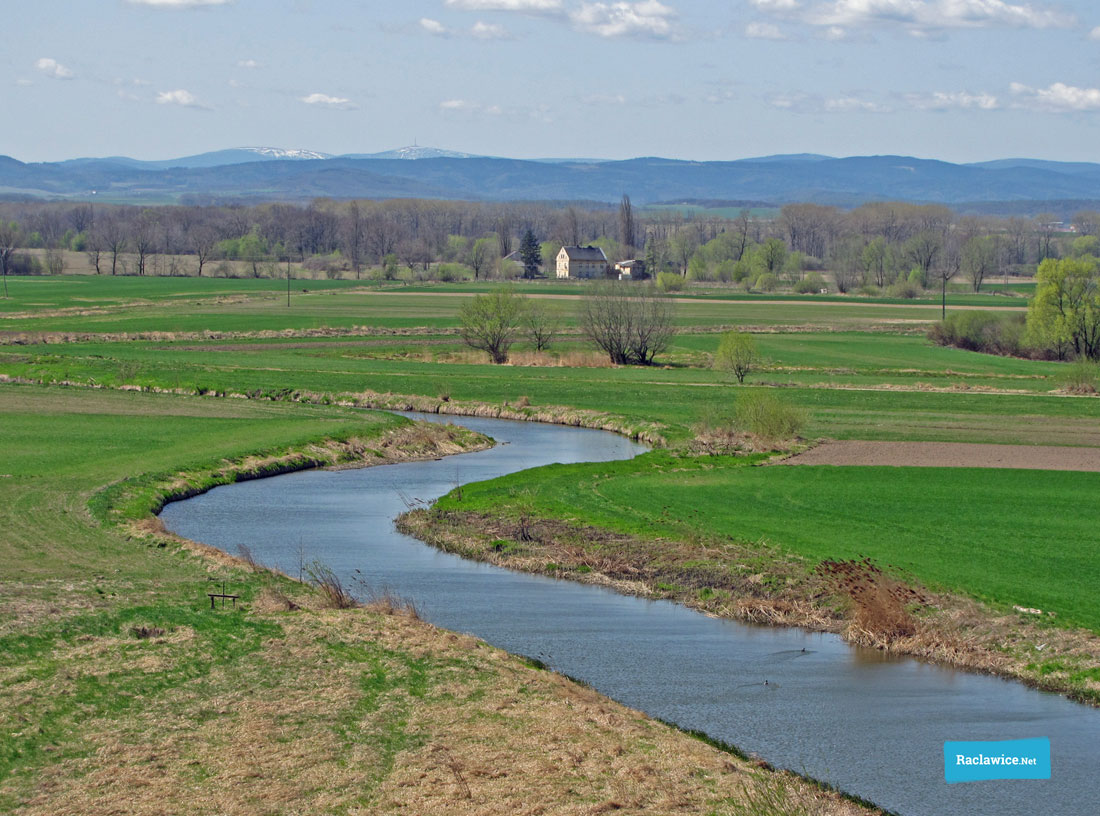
[208,592,239,610]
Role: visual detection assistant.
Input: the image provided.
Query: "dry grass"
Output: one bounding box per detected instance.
[400,508,1100,706]
[398,510,841,632]
[6,605,879,816]
[818,558,925,642]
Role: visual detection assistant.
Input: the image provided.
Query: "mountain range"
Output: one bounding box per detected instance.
[2,146,1099,213]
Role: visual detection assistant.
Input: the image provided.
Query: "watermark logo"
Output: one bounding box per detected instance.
[944,738,1051,783]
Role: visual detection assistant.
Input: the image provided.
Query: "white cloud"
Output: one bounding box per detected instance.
[1089,25,1100,40]
[35,58,74,80]
[754,0,1074,35]
[905,90,999,110]
[570,1,677,39]
[156,89,205,107]
[750,0,801,9]
[824,95,890,112]
[440,99,502,114]
[127,0,232,7]
[769,91,890,113]
[744,21,787,39]
[300,92,356,109]
[581,93,629,105]
[444,0,562,10]
[237,59,260,69]
[420,17,449,35]
[471,20,513,38]
[439,99,523,117]
[15,79,33,87]
[1010,82,1100,112]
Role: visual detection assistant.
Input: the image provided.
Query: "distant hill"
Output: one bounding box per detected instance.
[56,147,333,171]
[4,148,1100,209]
[340,145,484,160]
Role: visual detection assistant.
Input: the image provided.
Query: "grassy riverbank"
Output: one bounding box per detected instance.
[0,383,879,815]
[401,450,1100,705]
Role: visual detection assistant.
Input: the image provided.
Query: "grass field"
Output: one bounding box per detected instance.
[3,330,1097,446]
[0,383,874,815]
[2,272,1099,809]
[432,452,1100,631]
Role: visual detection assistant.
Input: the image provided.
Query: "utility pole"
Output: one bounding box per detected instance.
[286,254,291,308]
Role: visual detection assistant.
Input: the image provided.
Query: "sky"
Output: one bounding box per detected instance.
[5,0,1100,164]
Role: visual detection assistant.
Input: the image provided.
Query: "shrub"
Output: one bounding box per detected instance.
[754,272,779,292]
[928,311,1029,357]
[1061,359,1100,394]
[793,271,826,294]
[305,561,358,609]
[735,391,806,441]
[302,252,347,273]
[656,271,684,292]
[8,253,44,276]
[716,259,738,283]
[886,278,921,299]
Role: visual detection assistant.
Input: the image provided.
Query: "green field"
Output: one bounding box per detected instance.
[3,328,1096,445]
[2,272,1099,809]
[434,453,1100,631]
[0,274,370,314]
[2,275,1029,336]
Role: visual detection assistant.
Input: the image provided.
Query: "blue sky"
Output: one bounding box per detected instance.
[5,0,1100,163]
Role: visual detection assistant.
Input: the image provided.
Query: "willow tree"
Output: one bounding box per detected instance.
[1026,257,1100,360]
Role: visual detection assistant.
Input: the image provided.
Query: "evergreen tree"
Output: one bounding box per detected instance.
[519,228,541,279]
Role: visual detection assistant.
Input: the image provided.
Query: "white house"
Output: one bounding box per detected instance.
[614,259,646,280]
[556,246,608,279]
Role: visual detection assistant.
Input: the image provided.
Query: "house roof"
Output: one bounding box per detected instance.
[561,246,607,261]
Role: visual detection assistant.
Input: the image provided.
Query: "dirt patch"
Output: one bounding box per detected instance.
[784,440,1100,471]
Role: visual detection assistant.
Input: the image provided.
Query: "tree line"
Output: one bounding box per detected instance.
[1,198,1094,293]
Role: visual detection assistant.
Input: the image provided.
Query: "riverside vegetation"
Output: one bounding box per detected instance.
[2,272,1100,812]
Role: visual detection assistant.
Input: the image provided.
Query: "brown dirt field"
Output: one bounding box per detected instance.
[783,440,1100,471]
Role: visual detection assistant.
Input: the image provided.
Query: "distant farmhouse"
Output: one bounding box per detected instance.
[556,246,608,279]
[614,259,646,280]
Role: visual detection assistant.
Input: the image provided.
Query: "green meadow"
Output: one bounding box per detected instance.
[433,452,1100,631]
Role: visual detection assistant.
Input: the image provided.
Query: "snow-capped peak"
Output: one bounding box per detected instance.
[237,147,332,160]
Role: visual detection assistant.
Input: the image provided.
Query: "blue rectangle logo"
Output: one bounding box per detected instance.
[944,738,1051,783]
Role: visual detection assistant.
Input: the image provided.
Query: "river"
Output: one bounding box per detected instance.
[159,413,1100,816]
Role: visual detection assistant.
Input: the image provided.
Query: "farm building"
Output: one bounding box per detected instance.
[556,246,609,279]
[614,259,646,280]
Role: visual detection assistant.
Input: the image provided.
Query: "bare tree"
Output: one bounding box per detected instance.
[935,233,962,318]
[191,222,219,277]
[343,201,365,279]
[0,220,21,297]
[582,283,675,365]
[132,210,157,276]
[523,298,561,351]
[98,213,127,276]
[67,203,94,235]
